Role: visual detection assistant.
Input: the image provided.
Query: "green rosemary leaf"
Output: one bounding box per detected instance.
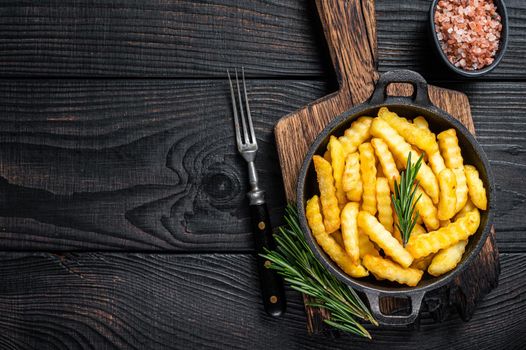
[392,152,424,246]
[261,204,377,338]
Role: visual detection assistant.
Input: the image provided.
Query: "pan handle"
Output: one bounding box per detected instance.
[369,69,432,106]
[364,291,425,326]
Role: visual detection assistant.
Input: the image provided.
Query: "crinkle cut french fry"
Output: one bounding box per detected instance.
[339,116,373,155]
[342,152,363,202]
[328,136,347,208]
[371,138,400,192]
[406,208,480,259]
[376,177,393,233]
[313,155,340,233]
[453,167,468,213]
[413,116,429,129]
[408,116,447,177]
[437,129,464,169]
[358,228,380,257]
[464,165,488,210]
[414,187,440,231]
[378,107,439,154]
[359,143,377,215]
[305,196,368,278]
[428,240,468,277]
[362,255,423,287]
[428,150,447,177]
[341,202,360,264]
[358,211,413,268]
[438,168,457,220]
[370,118,439,203]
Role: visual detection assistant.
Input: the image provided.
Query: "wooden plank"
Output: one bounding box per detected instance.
[0,0,524,78]
[0,79,523,252]
[0,0,326,77]
[0,79,328,251]
[0,252,524,349]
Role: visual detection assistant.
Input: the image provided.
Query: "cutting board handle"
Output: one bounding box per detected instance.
[315,0,379,105]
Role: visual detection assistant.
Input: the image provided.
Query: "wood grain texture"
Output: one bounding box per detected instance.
[0,252,524,350]
[0,0,524,78]
[0,80,522,252]
[0,0,327,77]
[0,79,328,251]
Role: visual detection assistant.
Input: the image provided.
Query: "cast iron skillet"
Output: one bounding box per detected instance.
[296,70,494,326]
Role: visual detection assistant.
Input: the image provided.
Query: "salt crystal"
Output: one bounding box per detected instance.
[434,0,501,70]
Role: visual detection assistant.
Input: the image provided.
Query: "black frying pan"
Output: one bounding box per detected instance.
[296,70,495,326]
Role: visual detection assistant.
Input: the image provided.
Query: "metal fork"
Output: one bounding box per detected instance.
[228,68,285,317]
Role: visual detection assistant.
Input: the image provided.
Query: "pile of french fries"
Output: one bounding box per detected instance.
[306,107,488,286]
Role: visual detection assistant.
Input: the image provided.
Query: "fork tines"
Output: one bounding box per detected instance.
[228,68,257,151]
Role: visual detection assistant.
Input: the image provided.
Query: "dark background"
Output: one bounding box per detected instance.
[0,1,524,349]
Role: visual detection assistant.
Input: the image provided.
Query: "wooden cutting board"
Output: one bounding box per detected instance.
[274,0,500,334]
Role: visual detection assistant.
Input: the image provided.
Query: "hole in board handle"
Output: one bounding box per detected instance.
[386,82,414,98]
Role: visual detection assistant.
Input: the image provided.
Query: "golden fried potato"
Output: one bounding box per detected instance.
[378,107,439,154]
[437,129,464,169]
[453,167,468,213]
[358,211,413,268]
[370,118,439,203]
[376,177,393,233]
[359,143,377,215]
[328,136,347,208]
[406,224,428,270]
[428,150,447,177]
[437,168,457,220]
[358,228,380,257]
[362,255,423,287]
[414,187,440,231]
[408,116,447,177]
[464,165,488,210]
[371,138,400,192]
[342,152,363,202]
[413,116,429,129]
[406,208,480,259]
[306,196,368,278]
[428,240,468,276]
[313,155,340,233]
[341,202,360,264]
[339,116,373,155]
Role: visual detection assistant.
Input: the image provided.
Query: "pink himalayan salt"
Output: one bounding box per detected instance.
[434,0,502,70]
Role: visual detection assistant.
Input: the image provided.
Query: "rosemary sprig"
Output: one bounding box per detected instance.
[392,152,424,246]
[261,205,377,338]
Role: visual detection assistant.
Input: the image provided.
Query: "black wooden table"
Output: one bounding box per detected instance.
[0,1,524,349]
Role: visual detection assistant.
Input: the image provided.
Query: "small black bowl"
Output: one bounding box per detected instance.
[429,0,509,77]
